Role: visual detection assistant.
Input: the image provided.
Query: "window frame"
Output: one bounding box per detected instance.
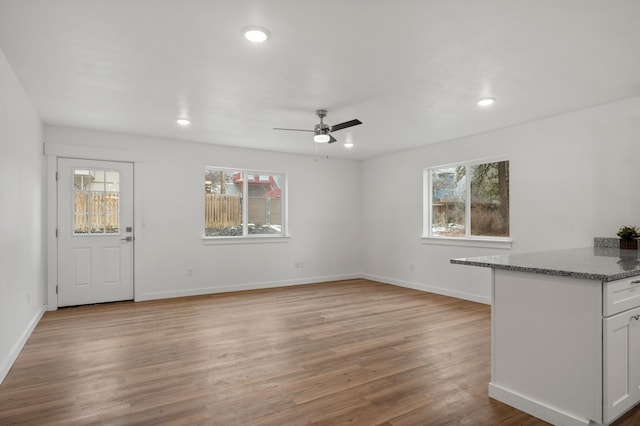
[203,166,288,243]
[422,157,512,249]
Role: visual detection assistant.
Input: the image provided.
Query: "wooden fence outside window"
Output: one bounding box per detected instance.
[74,192,120,233]
[205,194,281,227]
[205,194,242,227]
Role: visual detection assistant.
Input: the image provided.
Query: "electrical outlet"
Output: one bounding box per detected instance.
[294,261,304,269]
[409,263,414,271]
[187,268,193,277]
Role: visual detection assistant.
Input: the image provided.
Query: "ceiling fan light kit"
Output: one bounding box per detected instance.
[274,109,362,147]
[313,132,331,144]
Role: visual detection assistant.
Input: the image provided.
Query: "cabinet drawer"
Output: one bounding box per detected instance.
[604,277,640,317]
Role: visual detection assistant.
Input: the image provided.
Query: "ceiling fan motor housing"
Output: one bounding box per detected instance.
[314,123,329,133]
[315,109,328,135]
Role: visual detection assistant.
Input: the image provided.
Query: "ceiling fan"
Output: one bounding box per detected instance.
[273,109,362,143]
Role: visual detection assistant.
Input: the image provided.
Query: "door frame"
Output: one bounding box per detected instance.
[45,143,144,311]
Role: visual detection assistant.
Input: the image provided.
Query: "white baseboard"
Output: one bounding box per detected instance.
[488,383,593,426]
[0,306,46,385]
[137,273,490,305]
[136,274,362,301]
[362,274,491,305]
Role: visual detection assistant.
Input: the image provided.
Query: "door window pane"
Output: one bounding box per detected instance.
[73,169,120,235]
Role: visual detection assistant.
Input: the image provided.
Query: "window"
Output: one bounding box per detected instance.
[204,167,286,238]
[73,169,120,235]
[425,159,509,239]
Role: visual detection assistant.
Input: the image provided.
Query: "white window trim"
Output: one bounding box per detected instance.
[203,235,290,245]
[203,166,289,241]
[421,236,512,249]
[423,157,511,248]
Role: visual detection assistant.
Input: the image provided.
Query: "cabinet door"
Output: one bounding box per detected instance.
[604,306,640,424]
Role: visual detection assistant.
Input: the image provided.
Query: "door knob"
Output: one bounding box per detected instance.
[120,236,134,242]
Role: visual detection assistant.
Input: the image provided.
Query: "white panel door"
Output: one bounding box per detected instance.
[57,158,134,307]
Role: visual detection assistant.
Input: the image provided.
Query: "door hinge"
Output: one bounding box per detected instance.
[55,228,58,238]
[55,171,58,181]
[55,285,58,294]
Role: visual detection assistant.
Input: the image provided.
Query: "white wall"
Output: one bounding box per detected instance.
[0,50,44,382]
[361,97,640,303]
[44,126,362,302]
[44,96,640,307]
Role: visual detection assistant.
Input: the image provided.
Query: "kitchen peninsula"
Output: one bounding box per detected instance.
[452,247,640,426]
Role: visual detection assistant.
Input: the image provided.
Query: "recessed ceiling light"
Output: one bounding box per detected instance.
[244,27,269,43]
[344,133,354,148]
[477,97,495,107]
[176,118,191,126]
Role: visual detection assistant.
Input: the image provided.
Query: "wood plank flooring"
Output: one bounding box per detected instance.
[1,279,638,425]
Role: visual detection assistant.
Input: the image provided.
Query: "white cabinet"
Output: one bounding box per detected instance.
[489,270,640,426]
[603,305,640,423]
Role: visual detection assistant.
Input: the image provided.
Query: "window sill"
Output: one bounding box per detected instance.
[421,236,512,249]
[203,235,290,245]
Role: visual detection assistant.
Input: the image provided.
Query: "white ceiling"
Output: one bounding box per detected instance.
[1,1,639,160]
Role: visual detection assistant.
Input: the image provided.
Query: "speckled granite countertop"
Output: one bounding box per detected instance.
[451,247,640,282]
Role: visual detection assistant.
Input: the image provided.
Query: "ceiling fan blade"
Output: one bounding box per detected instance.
[329,119,362,132]
[273,127,314,132]
[327,133,338,144]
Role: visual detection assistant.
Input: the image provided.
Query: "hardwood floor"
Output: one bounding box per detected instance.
[1,279,638,425]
